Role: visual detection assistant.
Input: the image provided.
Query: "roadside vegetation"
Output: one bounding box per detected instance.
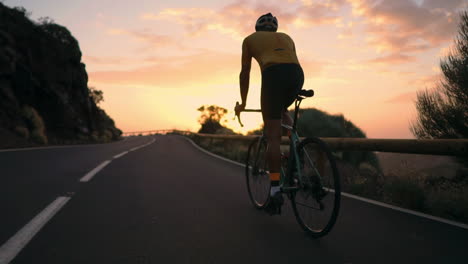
[182,11,468,224]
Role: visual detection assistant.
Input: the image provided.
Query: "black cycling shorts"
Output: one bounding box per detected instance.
[261,63,304,120]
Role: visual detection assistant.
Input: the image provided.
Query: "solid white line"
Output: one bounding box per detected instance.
[182,135,468,230]
[341,192,468,230]
[79,160,112,182]
[0,197,71,263]
[182,136,244,167]
[113,151,128,159]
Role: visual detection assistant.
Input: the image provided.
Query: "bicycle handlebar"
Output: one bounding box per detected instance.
[234,102,261,127]
[233,89,313,127]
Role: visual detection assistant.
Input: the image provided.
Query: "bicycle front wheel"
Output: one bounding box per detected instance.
[245,137,270,209]
[292,137,341,238]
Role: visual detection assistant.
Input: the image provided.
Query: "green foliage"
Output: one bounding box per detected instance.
[89,87,104,105]
[22,105,47,144]
[295,108,380,170]
[31,130,48,144]
[13,6,31,18]
[14,126,29,139]
[197,105,231,134]
[411,12,468,138]
[295,108,366,138]
[38,17,79,49]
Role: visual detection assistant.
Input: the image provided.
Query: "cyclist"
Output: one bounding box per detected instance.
[236,13,304,215]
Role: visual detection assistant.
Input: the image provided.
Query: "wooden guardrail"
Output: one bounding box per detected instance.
[122,130,191,136]
[122,129,468,156]
[192,133,468,156]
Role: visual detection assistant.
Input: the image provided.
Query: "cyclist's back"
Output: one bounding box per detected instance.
[242,31,300,71]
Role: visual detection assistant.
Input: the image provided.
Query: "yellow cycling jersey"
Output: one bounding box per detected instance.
[242,31,300,72]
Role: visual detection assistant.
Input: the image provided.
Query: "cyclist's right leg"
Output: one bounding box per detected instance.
[263,119,284,214]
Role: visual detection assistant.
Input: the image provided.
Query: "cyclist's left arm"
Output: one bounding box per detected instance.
[239,38,252,109]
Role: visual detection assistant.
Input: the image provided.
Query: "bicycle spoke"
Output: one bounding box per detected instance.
[292,137,341,238]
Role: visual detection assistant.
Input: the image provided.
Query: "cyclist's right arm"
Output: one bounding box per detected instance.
[239,38,252,109]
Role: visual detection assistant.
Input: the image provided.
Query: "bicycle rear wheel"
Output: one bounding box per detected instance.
[245,137,270,209]
[292,137,341,238]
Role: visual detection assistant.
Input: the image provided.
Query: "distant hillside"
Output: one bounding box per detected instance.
[0,4,121,148]
[248,107,380,171]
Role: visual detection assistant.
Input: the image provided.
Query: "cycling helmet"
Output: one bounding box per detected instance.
[255,13,278,32]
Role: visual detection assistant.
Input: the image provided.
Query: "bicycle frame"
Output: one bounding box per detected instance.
[236,91,319,193]
[280,97,304,191]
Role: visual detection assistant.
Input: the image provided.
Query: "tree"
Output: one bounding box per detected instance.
[197,105,228,134]
[411,11,468,140]
[89,87,104,105]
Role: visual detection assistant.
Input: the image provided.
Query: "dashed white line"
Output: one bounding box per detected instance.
[130,146,143,152]
[0,137,158,263]
[113,151,128,159]
[0,197,71,264]
[79,160,112,182]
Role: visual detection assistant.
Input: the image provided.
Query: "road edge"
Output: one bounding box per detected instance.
[182,135,468,230]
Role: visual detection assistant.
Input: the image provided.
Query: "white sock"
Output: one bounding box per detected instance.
[270,186,280,196]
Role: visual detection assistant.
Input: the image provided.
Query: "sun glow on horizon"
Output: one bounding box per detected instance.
[7,0,466,139]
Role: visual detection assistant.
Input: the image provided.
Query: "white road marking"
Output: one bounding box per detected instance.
[113,151,128,159]
[0,197,71,264]
[79,160,112,182]
[0,136,157,263]
[183,136,244,167]
[183,136,468,230]
[129,146,142,151]
[341,192,468,230]
[129,138,156,152]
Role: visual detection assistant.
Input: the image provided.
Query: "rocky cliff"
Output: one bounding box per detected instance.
[0,4,121,148]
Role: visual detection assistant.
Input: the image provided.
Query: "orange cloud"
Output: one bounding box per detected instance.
[141,0,348,38]
[89,51,239,88]
[88,50,328,89]
[368,53,417,64]
[107,28,176,48]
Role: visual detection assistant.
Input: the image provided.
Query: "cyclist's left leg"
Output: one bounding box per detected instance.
[264,118,281,181]
[264,118,284,214]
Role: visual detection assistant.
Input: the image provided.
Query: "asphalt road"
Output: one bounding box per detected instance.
[1,135,467,263]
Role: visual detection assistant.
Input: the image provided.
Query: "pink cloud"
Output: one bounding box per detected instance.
[348,0,465,56]
[142,0,346,37]
[107,28,176,50]
[368,53,417,64]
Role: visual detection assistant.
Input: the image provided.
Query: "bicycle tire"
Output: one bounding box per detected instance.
[291,137,341,238]
[245,137,271,209]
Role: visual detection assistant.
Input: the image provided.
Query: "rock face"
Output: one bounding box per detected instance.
[0,4,121,148]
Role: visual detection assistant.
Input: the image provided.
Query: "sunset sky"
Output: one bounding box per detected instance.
[4,0,468,138]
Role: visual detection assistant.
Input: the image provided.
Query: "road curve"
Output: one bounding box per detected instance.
[2,135,467,263]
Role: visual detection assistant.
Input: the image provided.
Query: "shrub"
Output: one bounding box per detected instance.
[426,185,468,222]
[22,105,47,145]
[14,126,29,139]
[383,175,426,210]
[31,130,47,144]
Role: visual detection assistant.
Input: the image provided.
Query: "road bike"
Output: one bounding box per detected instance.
[235,89,341,238]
